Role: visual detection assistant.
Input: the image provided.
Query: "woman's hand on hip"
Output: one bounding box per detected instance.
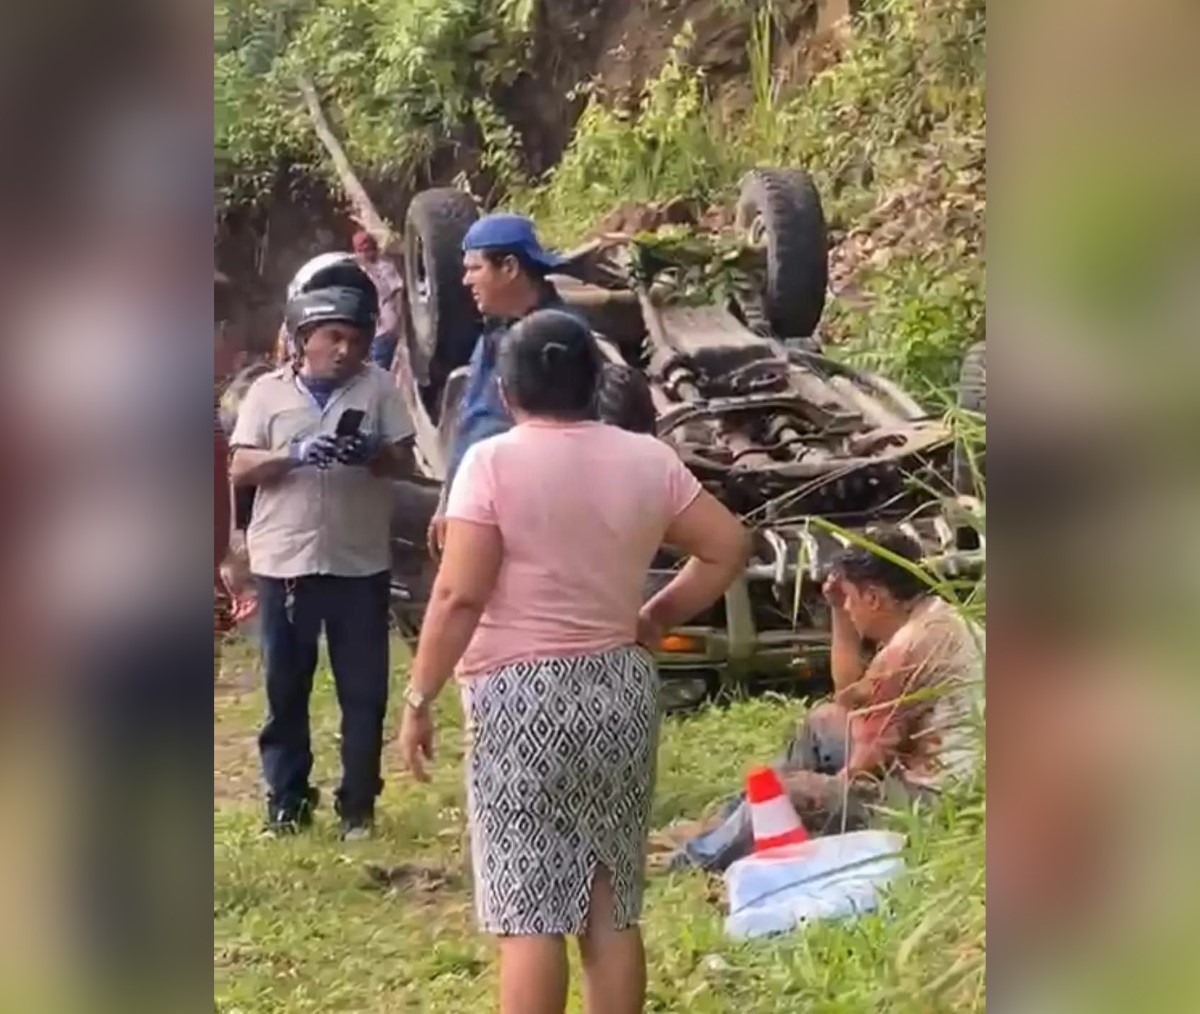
[399,707,435,783]
[427,514,447,560]
[636,609,664,649]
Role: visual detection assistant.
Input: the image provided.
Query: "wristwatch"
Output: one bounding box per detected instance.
[403,685,431,713]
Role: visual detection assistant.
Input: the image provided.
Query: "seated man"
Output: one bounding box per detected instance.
[671,528,984,871]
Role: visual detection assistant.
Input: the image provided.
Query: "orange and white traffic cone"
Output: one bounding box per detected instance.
[746,766,809,853]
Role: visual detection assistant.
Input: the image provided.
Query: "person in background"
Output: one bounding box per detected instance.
[273,320,292,367]
[398,309,748,1014]
[597,361,657,436]
[215,272,239,637]
[352,230,404,370]
[229,260,416,839]
[426,213,586,557]
[215,274,237,556]
[671,528,984,872]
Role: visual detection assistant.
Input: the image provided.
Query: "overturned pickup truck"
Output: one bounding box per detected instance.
[385,169,984,710]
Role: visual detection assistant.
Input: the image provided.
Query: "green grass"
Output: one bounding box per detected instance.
[215,639,984,1013]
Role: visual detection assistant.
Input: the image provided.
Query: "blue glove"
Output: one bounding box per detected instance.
[288,434,340,468]
[335,432,383,466]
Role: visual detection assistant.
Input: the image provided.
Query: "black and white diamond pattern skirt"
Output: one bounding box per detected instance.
[462,644,660,936]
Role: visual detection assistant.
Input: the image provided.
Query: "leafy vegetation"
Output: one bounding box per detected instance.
[824,256,984,395]
[517,0,982,231]
[513,0,985,389]
[215,0,536,207]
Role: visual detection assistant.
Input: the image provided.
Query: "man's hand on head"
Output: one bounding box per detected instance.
[822,573,847,610]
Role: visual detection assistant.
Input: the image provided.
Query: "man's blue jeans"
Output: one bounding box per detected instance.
[256,572,391,819]
[673,705,850,873]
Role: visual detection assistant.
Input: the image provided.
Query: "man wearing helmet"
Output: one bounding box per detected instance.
[229,258,415,839]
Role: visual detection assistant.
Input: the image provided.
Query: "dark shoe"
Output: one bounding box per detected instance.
[679,800,755,873]
[335,797,374,841]
[263,786,319,836]
[339,817,374,842]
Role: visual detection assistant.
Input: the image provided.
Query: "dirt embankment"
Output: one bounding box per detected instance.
[496,0,759,176]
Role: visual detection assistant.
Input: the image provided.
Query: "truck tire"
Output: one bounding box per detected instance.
[404,189,482,405]
[736,168,829,339]
[658,670,718,714]
[953,342,986,495]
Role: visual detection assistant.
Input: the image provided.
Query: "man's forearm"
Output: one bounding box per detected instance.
[230,448,294,487]
[829,609,867,694]
[368,440,416,479]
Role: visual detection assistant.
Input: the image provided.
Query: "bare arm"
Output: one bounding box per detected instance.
[408,518,502,701]
[227,381,288,486]
[367,439,416,480]
[641,491,750,631]
[372,374,419,479]
[820,574,870,705]
[229,447,294,488]
[830,607,870,703]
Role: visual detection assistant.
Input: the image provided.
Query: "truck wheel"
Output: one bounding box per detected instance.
[953,342,986,495]
[658,670,718,714]
[736,168,829,339]
[404,189,482,407]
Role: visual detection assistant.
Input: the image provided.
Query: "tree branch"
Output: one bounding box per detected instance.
[297,74,395,248]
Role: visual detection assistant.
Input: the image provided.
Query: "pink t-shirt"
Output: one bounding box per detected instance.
[445,420,703,677]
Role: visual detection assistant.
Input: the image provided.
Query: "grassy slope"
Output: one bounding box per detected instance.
[215,641,983,1013]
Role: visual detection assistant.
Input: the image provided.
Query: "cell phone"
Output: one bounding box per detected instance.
[336,408,365,438]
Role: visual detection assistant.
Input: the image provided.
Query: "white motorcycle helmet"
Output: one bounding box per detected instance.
[286,251,359,302]
[279,252,377,363]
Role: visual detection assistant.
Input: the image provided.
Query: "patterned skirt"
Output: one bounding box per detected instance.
[462,645,660,936]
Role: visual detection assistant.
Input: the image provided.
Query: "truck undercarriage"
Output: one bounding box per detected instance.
[385,169,985,708]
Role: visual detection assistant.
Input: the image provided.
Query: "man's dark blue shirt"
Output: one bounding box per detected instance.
[444,293,587,487]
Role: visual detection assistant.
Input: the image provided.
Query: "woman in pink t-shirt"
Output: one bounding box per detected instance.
[398,309,747,1014]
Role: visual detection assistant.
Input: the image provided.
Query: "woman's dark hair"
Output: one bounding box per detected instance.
[830,528,927,602]
[598,362,657,434]
[499,309,602,420]
[481,245,548,281]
